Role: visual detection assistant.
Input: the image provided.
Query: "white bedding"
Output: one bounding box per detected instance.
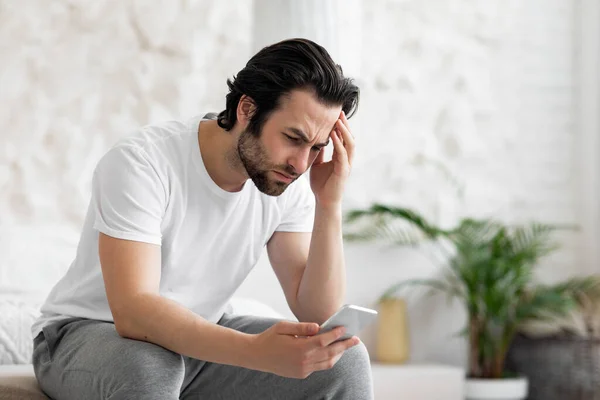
[0,297,40,365]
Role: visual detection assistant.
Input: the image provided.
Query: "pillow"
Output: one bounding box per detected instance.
[0,298,40,365]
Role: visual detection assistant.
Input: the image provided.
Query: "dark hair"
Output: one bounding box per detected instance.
[217,38,359,135]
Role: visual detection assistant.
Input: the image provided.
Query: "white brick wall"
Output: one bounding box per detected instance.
[0,0,588,367]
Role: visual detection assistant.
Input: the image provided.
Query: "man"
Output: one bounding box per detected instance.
[32,38,373,399]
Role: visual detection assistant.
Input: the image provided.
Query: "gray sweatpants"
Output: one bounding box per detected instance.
[32,313,374,399]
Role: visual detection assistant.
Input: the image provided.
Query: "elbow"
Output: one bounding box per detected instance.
[315,305,340,325]
[110,303,141,339]
[108,292,156,339]
[111,294,160,341]
[113,311,134,338]
[113,317,133,338]
[294,301,341,325]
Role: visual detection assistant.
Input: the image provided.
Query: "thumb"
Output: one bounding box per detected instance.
[275,321,319,336]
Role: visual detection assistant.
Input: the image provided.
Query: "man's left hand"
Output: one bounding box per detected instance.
[309,111,355,208]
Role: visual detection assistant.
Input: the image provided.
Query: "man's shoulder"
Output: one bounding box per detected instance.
[116,117,194,152]
[91,118,194,182]
[104,116,202,163]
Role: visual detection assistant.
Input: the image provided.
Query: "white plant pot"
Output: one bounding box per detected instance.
[465,377,529,400]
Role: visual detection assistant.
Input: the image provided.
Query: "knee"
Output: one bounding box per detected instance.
[127,345,184,380]
[325,342,374,399]
[107,343,185,399]
[337,341,372,378]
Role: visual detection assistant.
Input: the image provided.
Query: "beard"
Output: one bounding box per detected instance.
[237,129,298,196]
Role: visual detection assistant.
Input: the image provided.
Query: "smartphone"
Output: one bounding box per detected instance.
[319,304,378,341]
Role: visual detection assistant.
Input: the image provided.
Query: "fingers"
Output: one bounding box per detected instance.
[330,127,348,166]
[275,321,319,337]
[336,112,355,164]
[316,336,360,361]
[310,336,361,372]
[308,326,346,348]
[312,354,343,372]
[340,110,352,135]
[332,335,361,354]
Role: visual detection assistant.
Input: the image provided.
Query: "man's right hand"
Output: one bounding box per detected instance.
[247,320,361,379]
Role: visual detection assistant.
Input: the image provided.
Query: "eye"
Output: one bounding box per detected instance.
[311,146,322,152]
[284,134,301,144]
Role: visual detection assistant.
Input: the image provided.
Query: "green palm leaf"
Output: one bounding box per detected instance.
[343,203,591,379]
[345,204,448,239]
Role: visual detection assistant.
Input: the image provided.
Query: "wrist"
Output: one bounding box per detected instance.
[236,332,260,370]
[315,201,342,216]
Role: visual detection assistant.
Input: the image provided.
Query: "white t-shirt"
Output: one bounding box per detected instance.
[31,113,315,337]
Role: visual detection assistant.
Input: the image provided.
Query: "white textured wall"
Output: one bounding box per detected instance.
[0,0,252,294]
[238,0,586,367]
[0,0,588,367]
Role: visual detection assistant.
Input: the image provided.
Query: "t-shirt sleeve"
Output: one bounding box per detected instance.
[91,145,166,245]
[275,176,316,233]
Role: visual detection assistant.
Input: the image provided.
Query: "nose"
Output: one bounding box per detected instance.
[287,148,312,175]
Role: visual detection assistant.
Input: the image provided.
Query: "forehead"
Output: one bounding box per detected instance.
[267,89,342,142]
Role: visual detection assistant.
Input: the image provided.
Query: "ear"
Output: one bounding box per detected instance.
[236,95,257,126]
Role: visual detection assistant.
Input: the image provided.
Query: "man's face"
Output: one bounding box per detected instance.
[238,89,342,196]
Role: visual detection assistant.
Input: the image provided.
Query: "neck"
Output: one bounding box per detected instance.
[198,120,248,192]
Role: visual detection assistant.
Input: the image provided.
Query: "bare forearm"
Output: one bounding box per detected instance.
[114,293,254,368]
[296,204,346,323]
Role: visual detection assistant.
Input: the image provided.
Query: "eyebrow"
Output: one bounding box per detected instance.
[285,127,330,148]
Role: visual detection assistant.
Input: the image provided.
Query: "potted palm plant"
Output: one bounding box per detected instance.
[344,204,595,400]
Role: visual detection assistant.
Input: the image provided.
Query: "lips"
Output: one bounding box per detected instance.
[276,171,293,179]
[273,171,294,183]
